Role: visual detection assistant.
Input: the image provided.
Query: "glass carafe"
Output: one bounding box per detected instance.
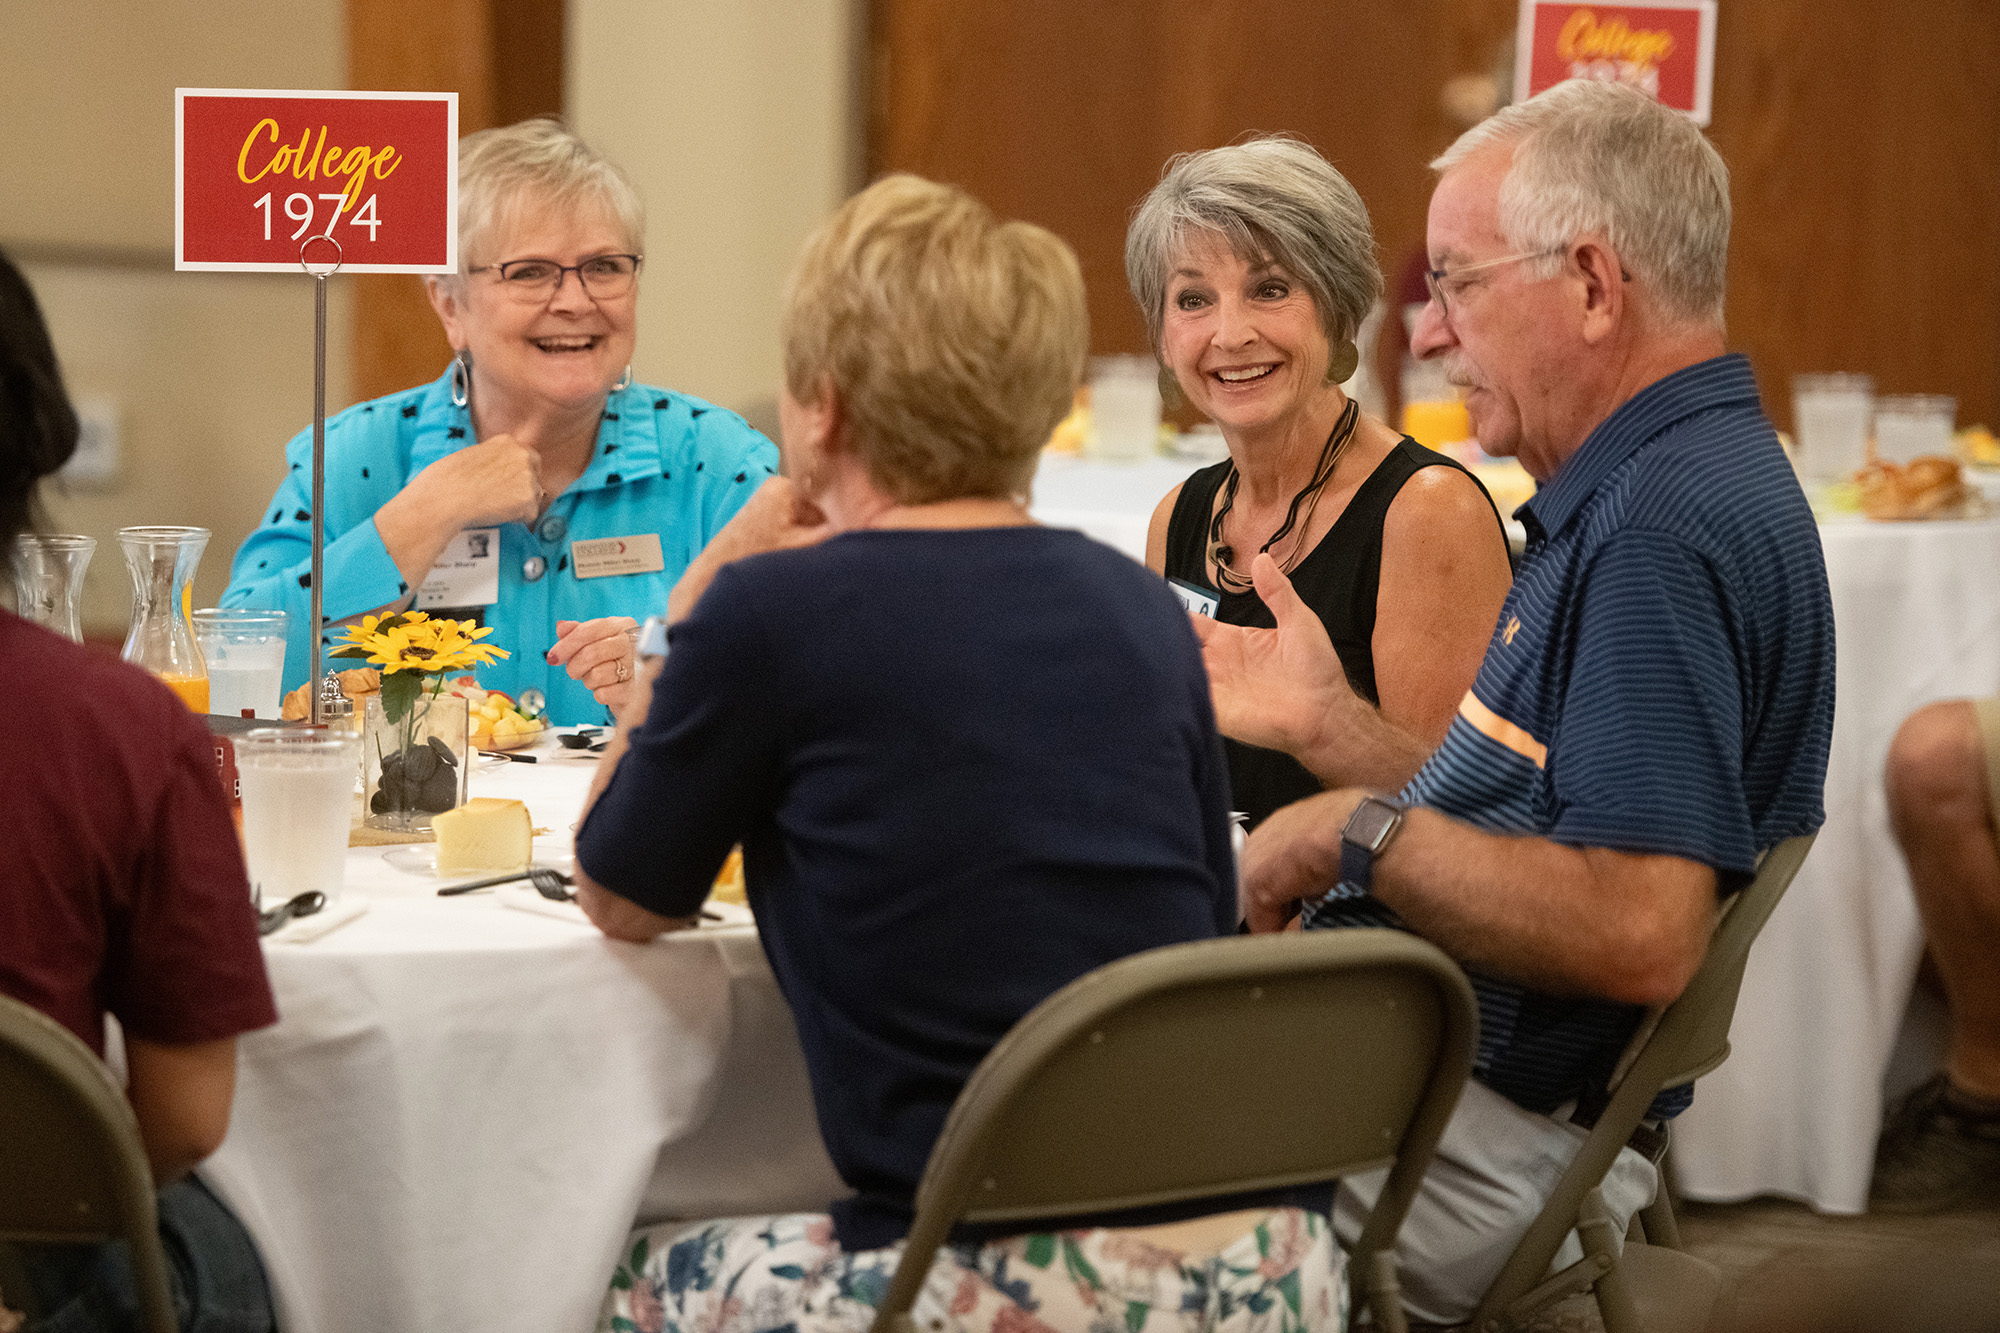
[11,534,96,642]
[119,526,210,713]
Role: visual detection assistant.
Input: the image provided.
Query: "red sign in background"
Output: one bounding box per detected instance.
[177,91,455,273]
[1518,3,1712,122]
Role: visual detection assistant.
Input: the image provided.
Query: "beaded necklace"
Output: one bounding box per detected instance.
[1205,398,1360,594]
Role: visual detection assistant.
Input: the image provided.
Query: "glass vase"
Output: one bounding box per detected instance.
[11,534,95,642]
[362,689,470,832]
[118,526,210,712]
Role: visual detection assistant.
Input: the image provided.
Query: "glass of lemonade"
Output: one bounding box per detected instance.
[195,609,290,720]
[234,728,359,907]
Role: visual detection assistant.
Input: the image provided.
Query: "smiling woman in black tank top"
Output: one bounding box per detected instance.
[1128,139,1514,828]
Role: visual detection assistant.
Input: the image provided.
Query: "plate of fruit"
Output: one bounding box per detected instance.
[450,679,547,751]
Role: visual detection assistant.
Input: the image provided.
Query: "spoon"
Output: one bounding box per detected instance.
[259,890,328,936]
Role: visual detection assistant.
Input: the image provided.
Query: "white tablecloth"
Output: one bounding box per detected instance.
[200,748,844,1333]
[1671,515,2000,1212]
[1028,453,1207,560]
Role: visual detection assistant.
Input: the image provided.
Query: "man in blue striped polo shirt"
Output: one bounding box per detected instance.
[1197,80,1835,1321]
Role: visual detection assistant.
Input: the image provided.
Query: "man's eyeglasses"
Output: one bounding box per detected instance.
[1423,248,1565,316]
[468,254,643,304]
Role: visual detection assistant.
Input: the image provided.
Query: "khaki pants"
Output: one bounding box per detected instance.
[1331,1077,1659,1325]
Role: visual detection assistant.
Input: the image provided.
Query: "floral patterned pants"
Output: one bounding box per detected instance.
[598,1209,1345,1333]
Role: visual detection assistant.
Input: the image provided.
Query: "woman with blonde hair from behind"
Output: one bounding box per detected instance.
[575,175,1346,1333]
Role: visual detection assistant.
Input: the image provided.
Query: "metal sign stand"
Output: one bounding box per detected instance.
[300,234,343,726]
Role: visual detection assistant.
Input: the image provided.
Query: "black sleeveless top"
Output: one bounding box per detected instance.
[1164,436,1504,827]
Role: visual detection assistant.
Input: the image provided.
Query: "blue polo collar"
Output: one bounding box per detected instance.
[405,365,662,494]
[1521,353,1763,541]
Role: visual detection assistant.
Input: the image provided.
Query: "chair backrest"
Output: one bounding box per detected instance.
[871,928,1479,1333]
[0,995,177,1333]
[1468,832,1817,1330]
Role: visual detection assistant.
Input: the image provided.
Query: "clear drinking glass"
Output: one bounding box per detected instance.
[11,534,95,642]
[118,526,210,712]
[193,608,290,720]
[1791,373,1874,482]
[1873,394,1957,465]
[234,728,360,907]
[1088,356,1163,463]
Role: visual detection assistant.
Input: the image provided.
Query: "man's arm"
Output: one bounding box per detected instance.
[1191,552,1436,791]
[124,1035,238,1184]
[1241,789,1716,1007]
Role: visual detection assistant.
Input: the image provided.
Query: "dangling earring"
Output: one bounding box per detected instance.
[613,364,632,393]
[450,351,471,408]
[1326,340,1360,385]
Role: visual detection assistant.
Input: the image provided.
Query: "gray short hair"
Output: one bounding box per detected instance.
[455,118,644,273]
[1434,80,1730,327]
[1125,137,1382,359]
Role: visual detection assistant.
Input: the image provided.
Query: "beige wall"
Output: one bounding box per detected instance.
[3,0,859,636]
[0,0,351,635]
[568,0,860,433]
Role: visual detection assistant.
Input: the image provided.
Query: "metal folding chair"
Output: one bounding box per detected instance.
[1464,833,1818,1333]
[868,928,1480,1333]
[0,994,177,1333]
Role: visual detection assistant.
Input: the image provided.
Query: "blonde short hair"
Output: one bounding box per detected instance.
[782,175,1088,505]
[455,118,644,272]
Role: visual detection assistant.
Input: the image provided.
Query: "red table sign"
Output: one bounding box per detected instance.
[176,89,456,273]
[1513,1,1717,125]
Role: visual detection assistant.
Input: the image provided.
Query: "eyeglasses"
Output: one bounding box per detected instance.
[1423,248,1565,316]
[468,253,643,304]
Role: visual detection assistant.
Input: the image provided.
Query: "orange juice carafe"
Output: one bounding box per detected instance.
[118,526,211,713]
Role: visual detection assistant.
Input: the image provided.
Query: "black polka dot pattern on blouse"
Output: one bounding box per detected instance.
[605,474,621,485]
[293,509,311,522]
[402,405,419,419]
[447,426,466,439]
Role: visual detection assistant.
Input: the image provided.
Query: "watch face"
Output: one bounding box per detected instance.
[1345,799,1402,852]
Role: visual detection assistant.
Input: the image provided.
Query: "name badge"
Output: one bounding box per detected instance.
[572,532,666,580]
[417,528,500,609]
[1168,577,1220,618]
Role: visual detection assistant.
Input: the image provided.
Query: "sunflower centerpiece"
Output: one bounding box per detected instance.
[332,612,512,832]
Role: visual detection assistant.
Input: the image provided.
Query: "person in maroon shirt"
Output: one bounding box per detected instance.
[0,247,278,1332]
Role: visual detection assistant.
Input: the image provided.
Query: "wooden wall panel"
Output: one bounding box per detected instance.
[1708,0,2000,430]
[874,0,2000,433]
[871,0,1509,359]
[346,0,566,405]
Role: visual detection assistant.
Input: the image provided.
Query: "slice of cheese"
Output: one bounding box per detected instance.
[433,797,533,874]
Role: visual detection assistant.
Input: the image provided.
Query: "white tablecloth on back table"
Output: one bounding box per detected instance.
[1028,453,1206,559]
[1671,515,2000,1212]
[200,750,844,1333]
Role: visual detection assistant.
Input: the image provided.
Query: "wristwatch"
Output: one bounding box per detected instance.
[1340,793,1407,892]
[634,615,670,662]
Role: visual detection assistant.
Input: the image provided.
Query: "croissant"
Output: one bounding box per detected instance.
[1857,456,1967,521]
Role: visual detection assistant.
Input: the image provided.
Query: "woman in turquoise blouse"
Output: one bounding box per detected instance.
[223,119,774,724]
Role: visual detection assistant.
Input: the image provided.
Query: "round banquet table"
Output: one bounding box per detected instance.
[198,746,845,1333]
[1668,513,2000,1212]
